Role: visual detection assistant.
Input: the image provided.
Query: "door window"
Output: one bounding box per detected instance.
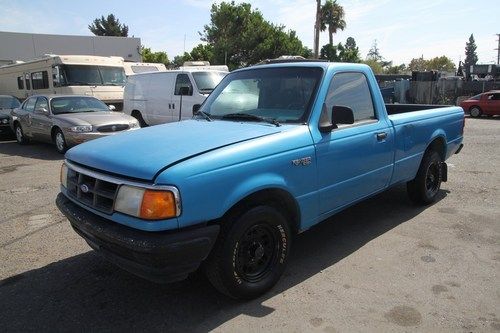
[23,97,36,112]
[17,76,24,90]
[34,97,49,112]
[325,72,376,122]
[174,74,193,95]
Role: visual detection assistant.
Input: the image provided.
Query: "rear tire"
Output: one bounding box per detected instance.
[132,111,148,127]
[204,205,291,299]
[15,124,29,145]
[469,106,482,118]
[407,150,442,205]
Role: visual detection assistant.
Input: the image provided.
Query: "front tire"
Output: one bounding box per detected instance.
[204,205,291,299]
[407,150,442,205]
[54,129,67,154]
[15,124,29,145]
[469,106,482,118]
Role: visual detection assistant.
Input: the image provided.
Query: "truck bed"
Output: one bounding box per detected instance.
[385,104,452,115]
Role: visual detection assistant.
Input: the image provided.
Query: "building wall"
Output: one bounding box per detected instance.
[0,31,142,65]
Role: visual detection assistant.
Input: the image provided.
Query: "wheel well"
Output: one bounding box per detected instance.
[51,126,61,141]
[131,110,141,117]
[427,137,446,161]
[13,120,20,128]
[220,188,301,234]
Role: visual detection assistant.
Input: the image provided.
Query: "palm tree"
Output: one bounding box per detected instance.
[320,0,346,46]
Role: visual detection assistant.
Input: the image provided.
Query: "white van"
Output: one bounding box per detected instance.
[123,68,227,126]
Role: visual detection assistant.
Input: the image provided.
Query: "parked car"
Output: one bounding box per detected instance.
[123,68,227,126]
[11,95,140,153]
[0,95,20,136]
[56,61,464,299]
[460,90,500,117]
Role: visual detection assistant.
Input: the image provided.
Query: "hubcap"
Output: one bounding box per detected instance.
[425,162,440,196]
[471,108,479,117]
[56,133,64,151]
[16,127,22,142]
[235,224,279,282]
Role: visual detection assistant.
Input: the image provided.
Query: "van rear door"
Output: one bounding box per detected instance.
[146,73,174,124]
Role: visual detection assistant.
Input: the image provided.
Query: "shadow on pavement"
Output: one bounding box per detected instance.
[0,140,63,161]
[0,185,447,331]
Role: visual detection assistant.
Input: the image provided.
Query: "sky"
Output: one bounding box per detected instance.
[0,0,498,66]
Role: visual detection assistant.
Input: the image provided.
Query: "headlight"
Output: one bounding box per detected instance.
[114,185,179,220]
[69,125,92,132]
[1,119,8,124]
[60,163,68,188]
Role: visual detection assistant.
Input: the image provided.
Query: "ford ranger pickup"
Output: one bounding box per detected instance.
[56,61,464,299]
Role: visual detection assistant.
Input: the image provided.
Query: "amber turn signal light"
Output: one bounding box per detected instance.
[140,189,176,220]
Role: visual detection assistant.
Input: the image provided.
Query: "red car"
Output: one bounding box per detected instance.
[460,90,500,117]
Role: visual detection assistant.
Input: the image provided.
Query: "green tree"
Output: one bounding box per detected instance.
[463,34,478,77]
[319,37,361,63]
[384,64,407,74]
[172,52,193,67]
[201,1,310,69]
[363,58,384,74]
[408,56,456,72]
[189,44,214,62]
[366,40,383,62]
[140,46,169,65]
[89,14,128,37]
[320,0,346,46]
[364,40,392,72]
[408,56,427,71]
[320,43,341,62]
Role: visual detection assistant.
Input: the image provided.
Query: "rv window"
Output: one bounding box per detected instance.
[52,66,65,87]
[174,74,193,95]
[31,71,49,90]
[25,74,31,90]
[17,76,24,90]
[131,66,159,73]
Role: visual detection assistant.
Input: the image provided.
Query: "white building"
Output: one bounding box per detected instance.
[0,31,142,66]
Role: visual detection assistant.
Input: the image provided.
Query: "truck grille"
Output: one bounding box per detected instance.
[66,167,119,214]
[97,124,129,133]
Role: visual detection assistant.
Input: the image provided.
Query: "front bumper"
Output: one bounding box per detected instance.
[56,193,219,283]
[0,123,13,135]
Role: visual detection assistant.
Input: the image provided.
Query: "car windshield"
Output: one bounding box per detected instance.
[51,97,110,114]
[470,94,482,100]
[192,71,227,93]
[62,65,126,86]
[200,67,323,123]
[0,96,21,109]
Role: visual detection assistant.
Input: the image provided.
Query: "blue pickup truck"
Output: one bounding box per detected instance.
[56,61,464,299]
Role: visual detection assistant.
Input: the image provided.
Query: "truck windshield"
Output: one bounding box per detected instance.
[51,96,110,114]
[0,96,20,109]
[201,67,323,123]
[62,65,126,86]
[192,71,227,94]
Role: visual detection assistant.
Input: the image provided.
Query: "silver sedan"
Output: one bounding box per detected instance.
[10,95,140,153]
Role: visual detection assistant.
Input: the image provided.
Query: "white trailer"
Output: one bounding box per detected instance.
[123,62,167,75]
[0,55,126,110]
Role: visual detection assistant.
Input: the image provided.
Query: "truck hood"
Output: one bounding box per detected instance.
[65,120,282,180]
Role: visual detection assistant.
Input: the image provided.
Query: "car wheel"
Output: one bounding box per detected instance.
[204,205,291,299]
[15,124,29,145]
[469,106,482,118]
[54,129,67,154]
[407,150,443,205]
[132,111,148,127]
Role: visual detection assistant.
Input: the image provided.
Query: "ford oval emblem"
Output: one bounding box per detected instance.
[80,184,90,193]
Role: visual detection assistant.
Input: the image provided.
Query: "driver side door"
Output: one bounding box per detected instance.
[31,97,52,142]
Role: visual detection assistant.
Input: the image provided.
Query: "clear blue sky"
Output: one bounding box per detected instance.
[1,0,498,65]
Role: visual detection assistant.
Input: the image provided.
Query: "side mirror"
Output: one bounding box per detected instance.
[35,107,49,115]
[192,104,201,115]
[319,105,355,133]
[179,86,191,96]
[108,104,116,111]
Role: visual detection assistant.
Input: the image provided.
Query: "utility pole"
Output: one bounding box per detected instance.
[496,33,500,65]
[313,0,321,58]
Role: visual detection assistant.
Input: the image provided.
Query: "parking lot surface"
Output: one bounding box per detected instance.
[0,117,499,332]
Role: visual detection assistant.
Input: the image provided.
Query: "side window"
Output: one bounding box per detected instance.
[325,72,376,122]
[34,97,49,112]
[31,71,49,90]
[52,66,65,87]
[174,74,193,95]
[17,76,24,90]
[24,97,36,112]
[492,94,500,101]
[25,73,31,90]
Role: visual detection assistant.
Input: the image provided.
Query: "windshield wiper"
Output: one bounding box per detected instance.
[195,109,212,121]
[221,113,280,127]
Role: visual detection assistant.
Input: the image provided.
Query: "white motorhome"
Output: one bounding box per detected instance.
[123,62,167,76]
[124,66,228,126]
[0,55,126,110]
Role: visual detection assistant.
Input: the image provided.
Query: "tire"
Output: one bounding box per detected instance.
[469,106,482,118]
[54,129,67,154]
[14,124,29,145]
[407,150,442,205]
[204,205,291,299]
[132,111,148,127]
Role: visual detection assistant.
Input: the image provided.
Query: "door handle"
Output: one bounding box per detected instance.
[376,132,387,141]
[172,103,175,109]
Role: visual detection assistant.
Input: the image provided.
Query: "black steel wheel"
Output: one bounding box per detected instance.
[204,205,291,299]
[407,150,443,205]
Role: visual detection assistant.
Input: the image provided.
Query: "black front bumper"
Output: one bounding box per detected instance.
[56,193,219,283]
